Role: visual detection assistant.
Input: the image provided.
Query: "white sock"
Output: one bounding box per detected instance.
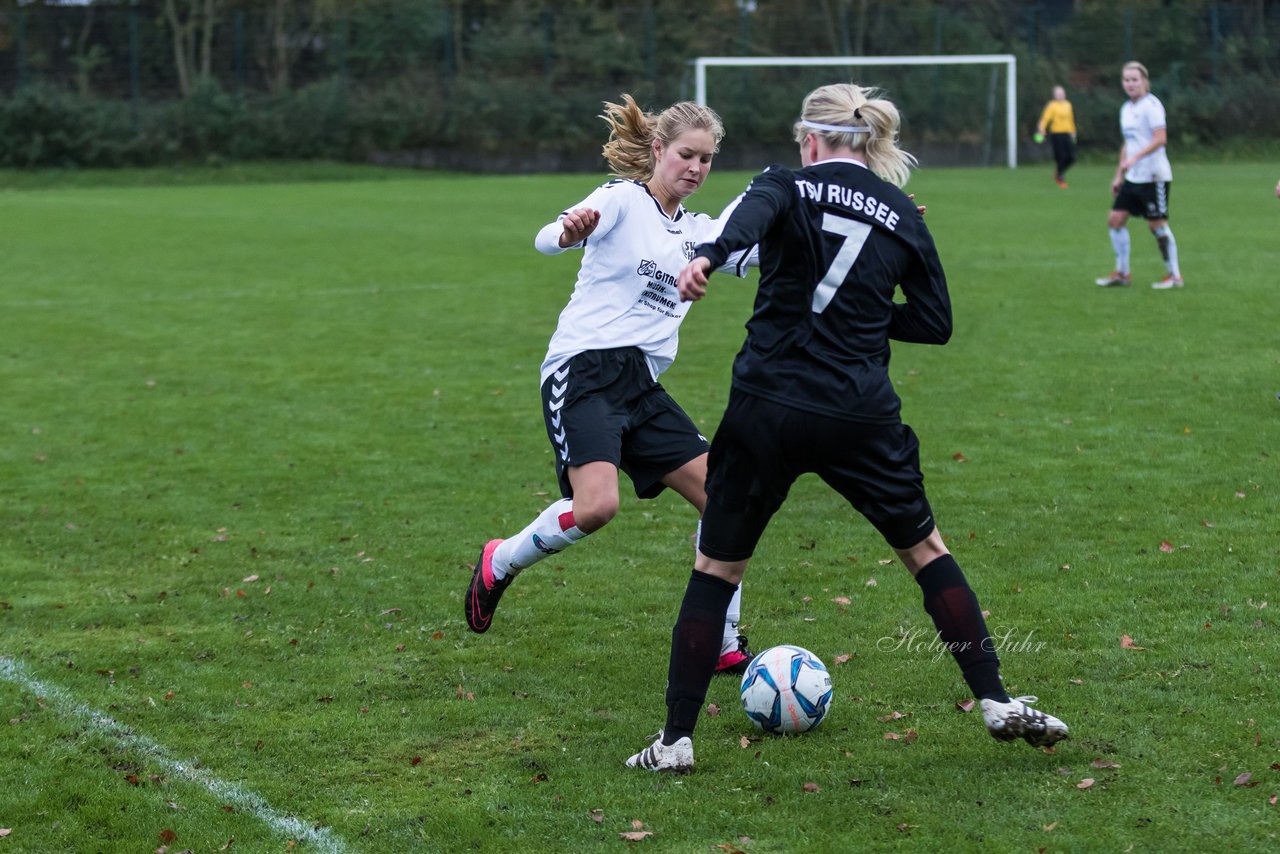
[721,585,743,655]
[1153,225,1180,278]
[491,498,586,580]
[1109,227,1131,274]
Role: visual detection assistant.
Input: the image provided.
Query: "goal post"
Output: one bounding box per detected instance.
[693,54,1019,168]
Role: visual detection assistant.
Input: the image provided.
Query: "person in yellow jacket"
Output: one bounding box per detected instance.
[1035,85,1077,188]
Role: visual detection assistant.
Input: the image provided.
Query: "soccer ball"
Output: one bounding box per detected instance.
[739,645,832,734]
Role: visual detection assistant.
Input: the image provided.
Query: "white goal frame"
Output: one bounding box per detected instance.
[693,54,1019,168]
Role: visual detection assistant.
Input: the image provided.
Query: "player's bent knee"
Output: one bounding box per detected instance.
[572,498,619,533]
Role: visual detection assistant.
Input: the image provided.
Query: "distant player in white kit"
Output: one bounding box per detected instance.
[1096,61,1184,290]
[464,95,757,674]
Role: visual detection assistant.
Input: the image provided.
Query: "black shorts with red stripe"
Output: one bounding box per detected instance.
[541,347,708,499]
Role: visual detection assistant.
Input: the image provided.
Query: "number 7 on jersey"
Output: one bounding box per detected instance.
[812,213,873,314]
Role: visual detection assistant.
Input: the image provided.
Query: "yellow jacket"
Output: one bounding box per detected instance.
[1037,100,1076,136]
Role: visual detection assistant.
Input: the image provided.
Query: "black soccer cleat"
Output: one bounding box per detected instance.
[465,539,511,634]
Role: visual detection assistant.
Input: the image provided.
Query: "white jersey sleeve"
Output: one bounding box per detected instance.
[711,193,760,274]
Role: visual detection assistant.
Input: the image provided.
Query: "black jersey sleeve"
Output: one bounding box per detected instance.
[888,219,952,345]
[693,167,793,271]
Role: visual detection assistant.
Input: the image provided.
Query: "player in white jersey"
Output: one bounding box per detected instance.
[464,95,757,674]
[1096,61,1185,290]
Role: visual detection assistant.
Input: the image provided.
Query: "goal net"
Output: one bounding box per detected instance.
[691,55,1018,170]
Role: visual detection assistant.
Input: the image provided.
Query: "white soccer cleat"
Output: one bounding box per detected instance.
[1151,275,1184,289]
[624,730,694,773]
[1095,271,1132,287]
[981,696,1069,747]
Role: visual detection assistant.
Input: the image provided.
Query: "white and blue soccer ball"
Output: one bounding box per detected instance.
[739,644,833,734]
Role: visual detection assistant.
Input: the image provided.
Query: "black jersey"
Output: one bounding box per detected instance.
[695,158,951,423]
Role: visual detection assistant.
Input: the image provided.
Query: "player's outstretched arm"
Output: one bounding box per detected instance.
[558,207,601,248]
[677,257,713,302]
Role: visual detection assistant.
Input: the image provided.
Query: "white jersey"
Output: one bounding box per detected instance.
[536,179,752,385]
[1120,93,1172,183]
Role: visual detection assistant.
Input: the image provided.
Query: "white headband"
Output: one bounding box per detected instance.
[801,119,871,134]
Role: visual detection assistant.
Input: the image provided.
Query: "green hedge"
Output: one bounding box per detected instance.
[0,78,450,168]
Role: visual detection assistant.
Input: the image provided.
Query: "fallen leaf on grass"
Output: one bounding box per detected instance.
[705,704,720,716]
[833,654,853,666]
[865,578,877,587]
[1120,635,1146,650]
[878,711,908,722]
[883,732,901,740]
[1158,541,1175,553]
[619,831,653,841]
[955,699,976,713]
[739,736,752,748]
[158,829,177,844]
[802,782,821,793]
[952,452,967,462]
[832,597,851,605]
[1233,772,1256,787]
[1077,778,1094,790]
[242,575,259,583]
[588,809,604,824]
[1043,822,1058,832]
[1091,759,1121,769]
[1269,795,1277,806]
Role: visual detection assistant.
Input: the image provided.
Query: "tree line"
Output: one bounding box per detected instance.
[1,0,1277,168]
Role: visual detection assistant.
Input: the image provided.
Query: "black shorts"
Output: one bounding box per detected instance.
[1113,180,1170,220]
[700,390,935,561]
[541,347,708,500]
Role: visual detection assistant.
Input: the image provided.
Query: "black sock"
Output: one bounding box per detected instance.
[662,570,738,744]
[915,554,1009,702]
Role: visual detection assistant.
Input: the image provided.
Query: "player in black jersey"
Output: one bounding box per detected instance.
[626,83,1068,773]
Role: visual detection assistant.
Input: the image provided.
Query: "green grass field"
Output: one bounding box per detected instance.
[2,160,1278,853]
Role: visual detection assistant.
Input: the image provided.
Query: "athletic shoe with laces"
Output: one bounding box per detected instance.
[1095,271,1132,287]
[464,539,510,634]
[980,695,1069,747]
[1151,275,1184,289]
[624,730,694,773]
[715,634,754,676]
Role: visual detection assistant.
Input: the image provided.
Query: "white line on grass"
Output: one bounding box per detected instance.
[0,655,349,854]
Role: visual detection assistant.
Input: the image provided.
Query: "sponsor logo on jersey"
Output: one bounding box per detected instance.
[682,241,697,260]
[637,260,677,289]
[640,288,678,310]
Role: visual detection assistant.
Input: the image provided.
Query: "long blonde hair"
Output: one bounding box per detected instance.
[600,95,725,181]
[792,83,916,188]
